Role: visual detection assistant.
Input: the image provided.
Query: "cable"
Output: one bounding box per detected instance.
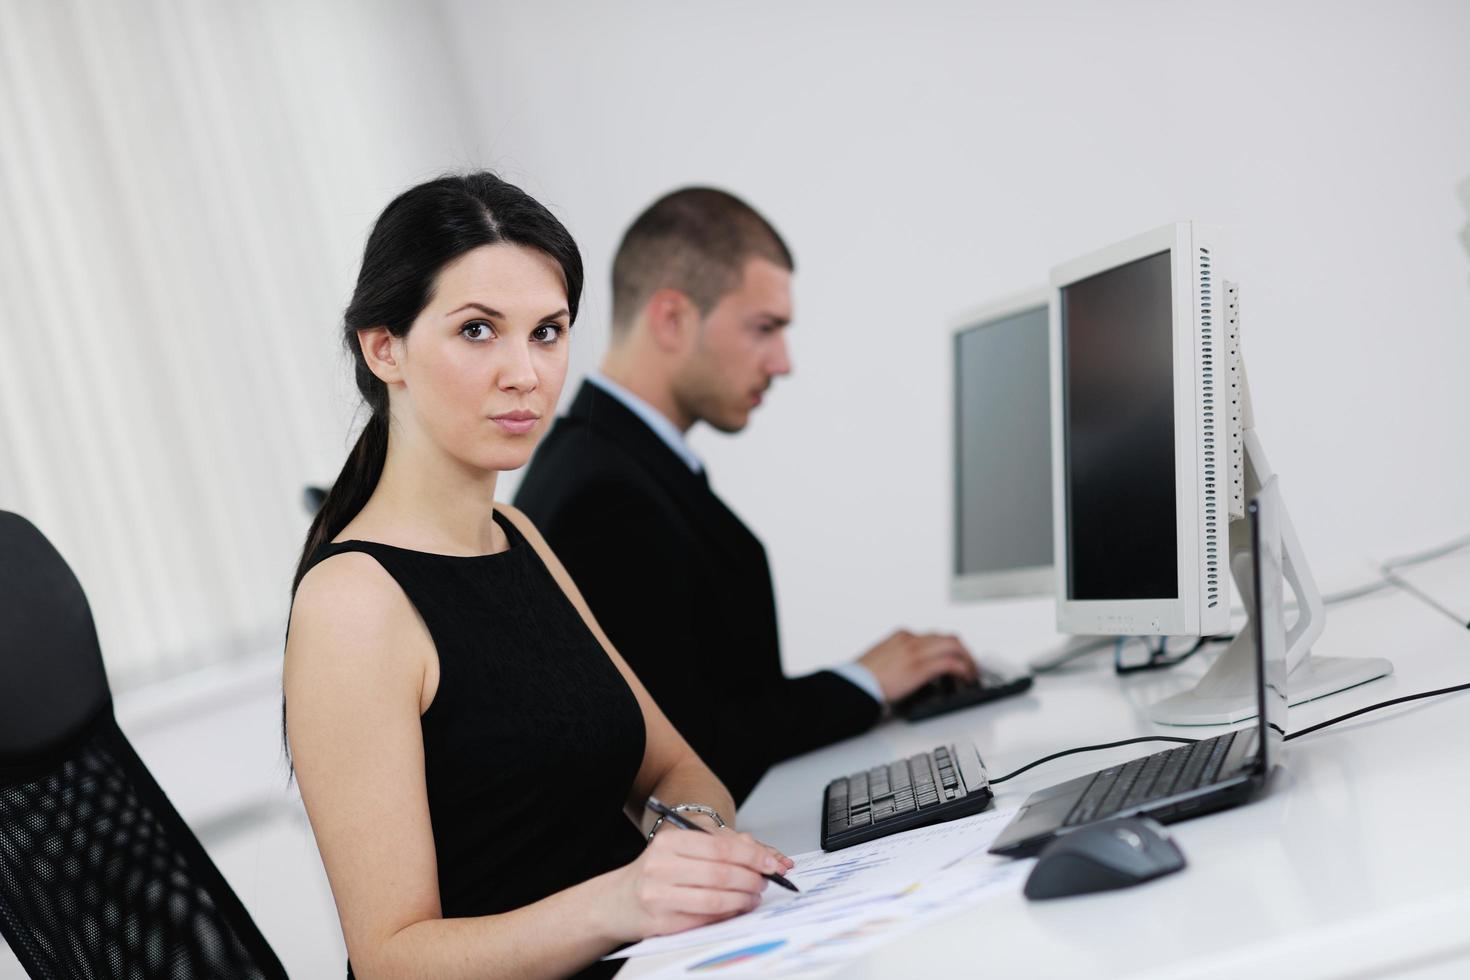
[1112,634,1231,675]
[1283,681,1470,741]
[1378,530,1470,628]
[1320,579,1394,606]
[1034,531,1469,674]
[1381,531,1470,572]
[1381,569,1470,630]
[1028,636,1115,675]
[989,682,1470,786]
[1256,528,1470,614]
[988,735,1198,785]
[988,531,1470,786]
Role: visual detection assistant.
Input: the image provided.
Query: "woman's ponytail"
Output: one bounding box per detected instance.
[290,411,388,595]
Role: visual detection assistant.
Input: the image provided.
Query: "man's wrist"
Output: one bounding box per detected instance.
[832,661,886,704]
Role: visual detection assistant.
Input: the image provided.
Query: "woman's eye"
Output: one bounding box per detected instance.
[532,323,564,344]
[461,321,493,342]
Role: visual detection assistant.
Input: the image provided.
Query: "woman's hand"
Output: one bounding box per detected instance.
[711,825,793,878]
[672,811,795,871]
[602,827,796,940]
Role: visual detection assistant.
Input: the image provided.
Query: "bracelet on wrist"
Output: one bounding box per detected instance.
[647,802,727,840]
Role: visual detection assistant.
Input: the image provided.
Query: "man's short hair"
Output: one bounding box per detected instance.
[611,187,794,333]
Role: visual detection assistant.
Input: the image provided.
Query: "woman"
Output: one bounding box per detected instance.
[284,173,793,979]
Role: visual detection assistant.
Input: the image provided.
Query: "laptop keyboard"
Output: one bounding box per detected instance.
[822,744,993,850]
[1063,731,1238,827]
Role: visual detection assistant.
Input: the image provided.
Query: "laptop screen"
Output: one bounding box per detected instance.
[1251,477,1289,769]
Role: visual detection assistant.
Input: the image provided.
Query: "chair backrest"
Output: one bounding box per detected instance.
[0,512,109,764]
[0,511,287,979]
[302,485,327,516]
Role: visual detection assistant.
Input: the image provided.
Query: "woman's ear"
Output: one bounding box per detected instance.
[358,327,404,384]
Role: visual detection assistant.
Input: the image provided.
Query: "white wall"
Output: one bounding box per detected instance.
[443,0,1470,674]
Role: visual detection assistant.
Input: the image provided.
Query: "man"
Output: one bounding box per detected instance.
[515,188,976,803]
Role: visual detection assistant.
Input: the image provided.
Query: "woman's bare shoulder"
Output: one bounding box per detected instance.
[293,549,400,624]
[287,550,425,681]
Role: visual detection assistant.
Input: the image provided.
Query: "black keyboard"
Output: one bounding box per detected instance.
[821,743,993,851]
[892,667,1034,722]
[1063,731,1238,827]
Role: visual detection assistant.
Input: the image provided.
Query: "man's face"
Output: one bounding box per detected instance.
[673,257,793,433]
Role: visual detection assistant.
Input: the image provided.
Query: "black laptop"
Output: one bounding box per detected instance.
[988,477,1288,857]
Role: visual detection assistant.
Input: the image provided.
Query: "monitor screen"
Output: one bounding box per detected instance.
[1061,249,1178,601]
[953,304,1053,582]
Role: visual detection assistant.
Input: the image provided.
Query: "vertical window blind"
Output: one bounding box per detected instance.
[0,0,479,686]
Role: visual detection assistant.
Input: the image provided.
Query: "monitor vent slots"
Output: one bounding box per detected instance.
[1224,282,1245,518]
[1198,247,1220,608]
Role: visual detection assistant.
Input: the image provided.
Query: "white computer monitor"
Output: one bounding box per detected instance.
[949,289,1054,601]
[1051,221,1391,724]
[1050,222,1234,638]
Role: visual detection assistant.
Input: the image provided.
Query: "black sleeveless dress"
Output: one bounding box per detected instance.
[305,510,644,978]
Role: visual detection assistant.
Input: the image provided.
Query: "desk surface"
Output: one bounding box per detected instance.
[625,585,1470,978]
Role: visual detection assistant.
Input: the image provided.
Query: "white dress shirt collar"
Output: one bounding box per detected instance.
[586,372,704,474]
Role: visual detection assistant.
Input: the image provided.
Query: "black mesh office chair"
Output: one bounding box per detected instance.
[0,511,287,979]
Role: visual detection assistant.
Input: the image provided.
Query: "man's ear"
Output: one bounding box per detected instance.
[644,289,698,354]
[357,327,404,384]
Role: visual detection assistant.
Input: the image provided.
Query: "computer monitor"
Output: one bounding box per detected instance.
[949,290,1054,601]
[1051,221,1391,724]
[1050,223,1232,638]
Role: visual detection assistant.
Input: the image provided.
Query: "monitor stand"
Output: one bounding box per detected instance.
[1148,429,1393,725]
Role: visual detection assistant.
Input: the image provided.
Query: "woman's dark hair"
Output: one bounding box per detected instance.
[290,172,583,595]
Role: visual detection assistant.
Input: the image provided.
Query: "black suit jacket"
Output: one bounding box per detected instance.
[515,381,880,803]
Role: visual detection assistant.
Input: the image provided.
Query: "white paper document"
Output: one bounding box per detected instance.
[610,806,1024,962]
[638,853,1030,978]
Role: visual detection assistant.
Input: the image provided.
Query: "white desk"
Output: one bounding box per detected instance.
[625,586,1470,978]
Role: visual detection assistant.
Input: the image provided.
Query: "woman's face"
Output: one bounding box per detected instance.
[385,244,572,474]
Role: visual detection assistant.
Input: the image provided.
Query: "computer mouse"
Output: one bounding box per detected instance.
[1023,816,1186,900]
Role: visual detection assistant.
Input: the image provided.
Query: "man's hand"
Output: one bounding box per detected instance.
[857,629,978,702]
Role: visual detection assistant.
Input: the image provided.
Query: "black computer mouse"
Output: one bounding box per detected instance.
[1023,817,1186,900]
